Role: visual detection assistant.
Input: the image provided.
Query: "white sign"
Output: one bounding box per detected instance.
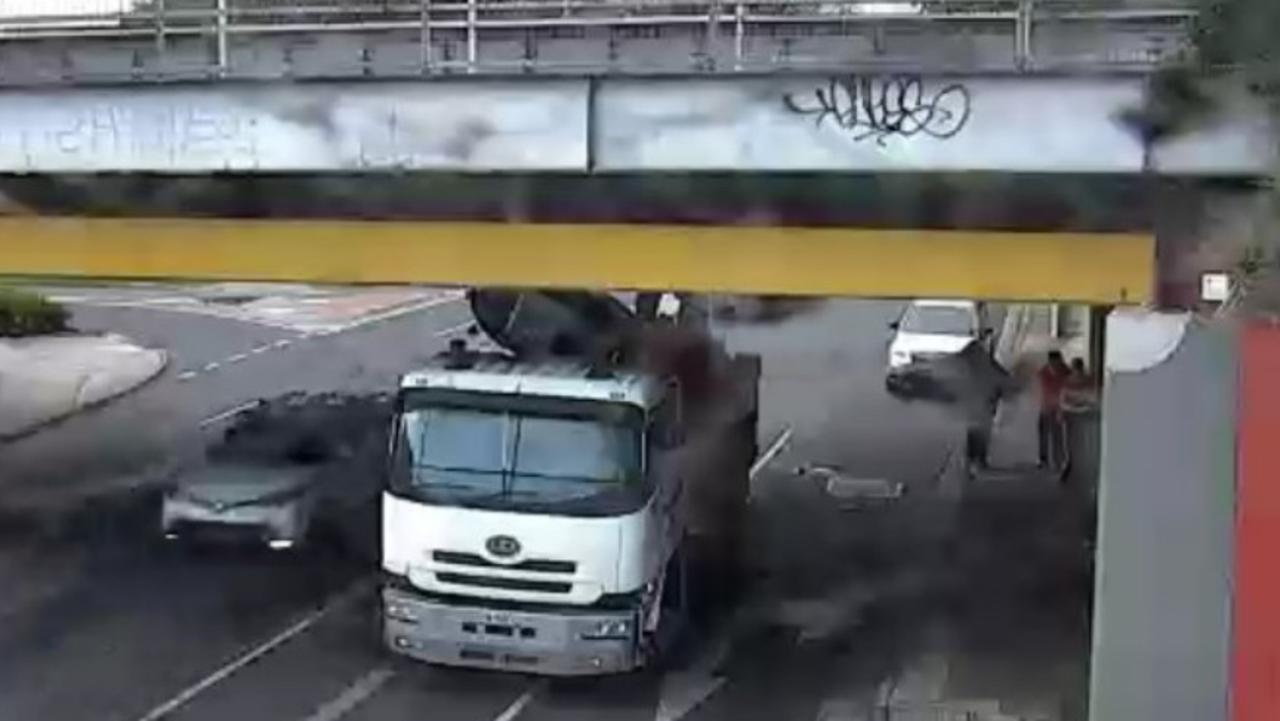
[1200,272,1232,303]
[0,81,590,172]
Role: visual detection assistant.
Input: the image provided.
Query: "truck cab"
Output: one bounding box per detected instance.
[381,353,714,675]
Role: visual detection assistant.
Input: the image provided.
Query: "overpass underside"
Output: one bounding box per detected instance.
[0,173,1156,303]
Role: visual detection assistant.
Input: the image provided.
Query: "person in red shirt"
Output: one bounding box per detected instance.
[1038,351,1071,470]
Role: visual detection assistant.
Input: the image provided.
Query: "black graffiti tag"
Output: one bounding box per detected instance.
[783,75,971,144]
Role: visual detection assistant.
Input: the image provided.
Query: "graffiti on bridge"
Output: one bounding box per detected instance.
[783,75,972,144]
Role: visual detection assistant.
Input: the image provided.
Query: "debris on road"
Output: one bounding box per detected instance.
[796,464,906,507]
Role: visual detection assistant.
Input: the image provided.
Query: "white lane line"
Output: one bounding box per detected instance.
[226,353,250,364]
[198,400,263,429]
[654,609,740,721]
[334,292,466,334]
[177,370,198,382]
[274,339,292,349]
[750,425,794,480]
[492,681,545,721]
[431,320,475,338]
[250,344,271,355]
[133,579,371,721]
[202,361,221,372]
[298,667,395,721]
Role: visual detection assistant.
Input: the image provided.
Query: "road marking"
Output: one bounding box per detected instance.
[198,400,263,429]
[654,614,738,721]
[250,344,270,355]
[750,425,793,480]
[177,370,198,381]
[431,320,475,338]
[226,353,249,364]
[492,682,544,721]
[337,292,465,334]
[133,579,371,721]
[298,667,395,721]
[202,361,221,372]
[653,428,795,721]
[274,339,292,349]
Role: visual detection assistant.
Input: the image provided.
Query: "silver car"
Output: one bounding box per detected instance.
[161,464,316,550]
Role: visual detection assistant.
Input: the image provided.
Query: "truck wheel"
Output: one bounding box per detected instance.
[644,548,691,671]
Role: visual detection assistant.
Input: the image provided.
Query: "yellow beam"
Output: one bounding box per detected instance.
[0,217,1152,303]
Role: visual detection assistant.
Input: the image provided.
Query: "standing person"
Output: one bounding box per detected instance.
[1038,351,1070,470]
[1067,357,1092,388]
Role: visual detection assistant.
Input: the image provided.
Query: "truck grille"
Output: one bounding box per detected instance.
[432,550,576,575]
[436,572,573,594]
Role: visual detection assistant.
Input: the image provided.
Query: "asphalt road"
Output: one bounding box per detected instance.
[0,290,1090,721]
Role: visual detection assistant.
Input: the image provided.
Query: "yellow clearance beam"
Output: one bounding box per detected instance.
[0,217,1152,303]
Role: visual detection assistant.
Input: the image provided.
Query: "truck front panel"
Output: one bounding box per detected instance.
[382,585,643,675]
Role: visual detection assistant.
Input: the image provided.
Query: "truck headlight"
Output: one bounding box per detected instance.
[580,619,633,640]
[385,601,419,623]
[889,350,912,368]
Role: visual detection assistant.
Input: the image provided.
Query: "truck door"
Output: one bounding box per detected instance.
[650,385,686,558]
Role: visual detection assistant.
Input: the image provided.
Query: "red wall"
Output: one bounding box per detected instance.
[1233,324,1280,721]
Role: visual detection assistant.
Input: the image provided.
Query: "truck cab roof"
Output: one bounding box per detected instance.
[400,353,663,410]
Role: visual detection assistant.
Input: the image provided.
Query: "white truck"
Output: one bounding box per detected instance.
[380,291,759,675]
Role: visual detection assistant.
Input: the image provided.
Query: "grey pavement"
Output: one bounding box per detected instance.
[0,291,1093,721]
[0,331,167,438]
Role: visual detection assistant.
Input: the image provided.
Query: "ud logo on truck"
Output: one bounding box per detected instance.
[486,535,521,558]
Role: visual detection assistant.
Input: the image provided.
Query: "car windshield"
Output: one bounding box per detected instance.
[389,402,643,509]
[900,305,975,336]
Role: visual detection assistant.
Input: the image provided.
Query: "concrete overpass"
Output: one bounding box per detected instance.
[0,5,1277,721]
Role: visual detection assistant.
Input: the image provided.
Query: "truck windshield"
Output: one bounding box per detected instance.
[388,393,646,514]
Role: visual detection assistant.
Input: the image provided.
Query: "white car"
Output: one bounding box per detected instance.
[886,300,992,391]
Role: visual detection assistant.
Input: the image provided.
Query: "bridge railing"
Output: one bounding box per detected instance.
[0,0,1199,80]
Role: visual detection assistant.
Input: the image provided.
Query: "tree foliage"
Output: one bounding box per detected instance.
[1194,0,1280,102]
[1170,0,1280,312]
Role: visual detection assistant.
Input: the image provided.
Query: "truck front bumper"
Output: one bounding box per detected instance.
[382,586,642,676]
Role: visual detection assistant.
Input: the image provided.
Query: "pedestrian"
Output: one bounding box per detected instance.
[953,340,1009,476]
[1067,357,1092,389]
[963,390,999,475]
[1038,351,1070,470]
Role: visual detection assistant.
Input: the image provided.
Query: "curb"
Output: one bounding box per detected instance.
[0,348,170,443]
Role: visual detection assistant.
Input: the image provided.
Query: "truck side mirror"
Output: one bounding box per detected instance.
[889,321,900,331]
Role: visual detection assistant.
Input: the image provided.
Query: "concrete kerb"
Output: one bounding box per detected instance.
[0,334,169,442]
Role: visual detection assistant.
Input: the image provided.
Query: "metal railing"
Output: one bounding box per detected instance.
[0,0,1198,79]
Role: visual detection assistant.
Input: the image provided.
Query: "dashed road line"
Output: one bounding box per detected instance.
[492,681,545,721]
[298,667,395,721]
[165,292,465,383]
[132,579,372,721]
[198,400,263,429]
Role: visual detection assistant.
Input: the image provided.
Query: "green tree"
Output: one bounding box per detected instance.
[1156,0,1280,312]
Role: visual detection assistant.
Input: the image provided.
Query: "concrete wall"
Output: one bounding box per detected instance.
[1090,311,1236,721]
[0,81,589,171]
[0,74,1267,174]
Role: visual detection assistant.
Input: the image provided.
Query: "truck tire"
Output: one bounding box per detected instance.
[643,547,690,670]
